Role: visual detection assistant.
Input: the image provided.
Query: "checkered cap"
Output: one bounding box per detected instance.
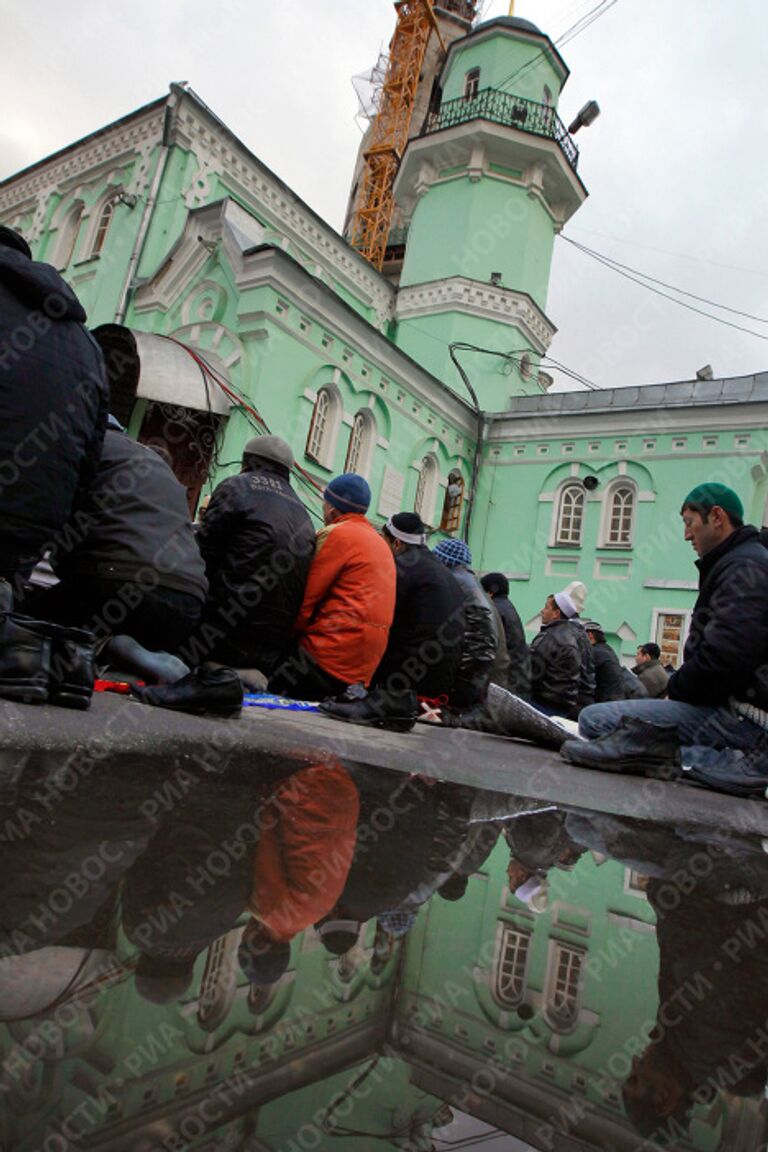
[433,538,473,568]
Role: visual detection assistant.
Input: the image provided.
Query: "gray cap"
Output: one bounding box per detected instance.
[242,435,294,470]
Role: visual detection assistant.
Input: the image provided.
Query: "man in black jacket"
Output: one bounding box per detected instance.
[193,435,315,675]
[529,591,582,716]
[0,227,107,586]
[562,484,768,778]
[480,572,531,699]
[375,513,465,699]
[28,418,208,652]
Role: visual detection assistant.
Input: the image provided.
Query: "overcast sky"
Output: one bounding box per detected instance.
[2,0,767,393]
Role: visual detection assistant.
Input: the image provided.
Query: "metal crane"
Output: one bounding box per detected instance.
[349,0,447,271]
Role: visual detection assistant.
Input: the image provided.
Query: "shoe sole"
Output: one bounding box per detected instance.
[318,710,415,734]
[0,681,48,705]
[561,746,677,776]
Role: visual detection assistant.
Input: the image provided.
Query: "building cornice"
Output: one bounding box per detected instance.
[396,276,555,353]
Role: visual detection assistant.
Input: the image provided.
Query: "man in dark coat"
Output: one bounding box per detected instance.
[0,226,108,585]
[583,621,634,702]
[374,512,465,699]
[433,538,498,709]
[28,418,208,652]
[480,571,531,699]
[194,435,315,674]
[529,591,582,716]
[563,484,768,780]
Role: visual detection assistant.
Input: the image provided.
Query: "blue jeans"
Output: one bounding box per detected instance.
[578,699,764,768]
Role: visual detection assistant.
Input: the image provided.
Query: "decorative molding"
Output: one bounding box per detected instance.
[396,276,554,353]
[643,579,698,591]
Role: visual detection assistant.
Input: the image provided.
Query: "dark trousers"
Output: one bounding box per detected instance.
[25,575,202,653]
[268,644,347,701]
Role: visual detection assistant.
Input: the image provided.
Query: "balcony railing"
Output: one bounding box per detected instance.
[422,88,579,171]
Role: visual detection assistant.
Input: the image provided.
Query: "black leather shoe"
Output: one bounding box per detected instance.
[46,625,96,710]
[319,686,418,733]
[132,665,243,717]
[0,614,51,704]
[561,717,681,777]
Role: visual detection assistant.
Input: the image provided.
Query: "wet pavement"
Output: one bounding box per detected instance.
[1,701,767,1150]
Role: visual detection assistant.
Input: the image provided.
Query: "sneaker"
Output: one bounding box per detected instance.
[560,717,681,777]
[682,749,768,798]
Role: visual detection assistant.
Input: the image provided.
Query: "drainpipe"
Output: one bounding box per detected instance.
[114,90,178,323]
[448,343,483,546]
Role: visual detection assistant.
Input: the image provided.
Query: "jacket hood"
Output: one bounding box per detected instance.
[0,248,86,321]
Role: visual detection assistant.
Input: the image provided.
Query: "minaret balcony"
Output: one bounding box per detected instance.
[423,87,579,172]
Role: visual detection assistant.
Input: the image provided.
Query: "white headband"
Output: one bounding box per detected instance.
[385,518,426,545]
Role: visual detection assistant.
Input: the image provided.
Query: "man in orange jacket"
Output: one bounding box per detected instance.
[269,473,396,700]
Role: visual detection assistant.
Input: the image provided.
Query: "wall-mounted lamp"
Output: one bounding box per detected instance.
[114,189,138,208]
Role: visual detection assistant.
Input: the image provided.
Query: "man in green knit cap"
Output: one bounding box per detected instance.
[560,482,768,793]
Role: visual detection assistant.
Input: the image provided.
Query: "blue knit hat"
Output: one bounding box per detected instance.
[324,473,371,514]
[433,538,473,568]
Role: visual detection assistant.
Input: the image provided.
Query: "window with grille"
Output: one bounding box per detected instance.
[555,484,584,546]
[306,389,331,464]
[605,484,634,546]
[654,611,688,669]
[464,67,480,100]
[91,197,114,256]
[494,925,531,1007]
[546,943,584,1031]
[440,471,464,533]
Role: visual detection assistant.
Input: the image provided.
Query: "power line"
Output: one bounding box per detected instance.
[568,225,768,279]
[562,235,768,323]
[559,235,768,341]
[494,0,620,94]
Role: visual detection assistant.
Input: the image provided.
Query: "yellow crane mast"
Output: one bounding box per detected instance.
[350,1,445,271]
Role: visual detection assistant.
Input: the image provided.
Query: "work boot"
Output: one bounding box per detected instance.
[319,685,418,733]
[131,665,243,718]
[46,625,96,710]
[0,613,51,704]
[560,717,681,777]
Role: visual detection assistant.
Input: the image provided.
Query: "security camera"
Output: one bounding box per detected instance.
[583,475,599,491]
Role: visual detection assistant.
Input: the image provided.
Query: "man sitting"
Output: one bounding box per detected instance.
[561,483,768,782]
[632,643,669,699]
[480,572,531,699]
[529,591,582,717]
[269,474,396,700]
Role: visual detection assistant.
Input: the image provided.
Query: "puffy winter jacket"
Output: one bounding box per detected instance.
[51,426,208,601]
[374,544,465,697]
[0,247,108,572]
[197,465,315,671]
[295,513,396,685]
[668,524,768,708]
[529,618,581,714]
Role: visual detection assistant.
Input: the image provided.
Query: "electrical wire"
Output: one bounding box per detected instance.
[560,234,768,342]
[493,0,619,94]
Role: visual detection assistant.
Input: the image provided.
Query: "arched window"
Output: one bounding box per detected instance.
[344,409,375,477]
[555,483,585,546]
[464,67,481,100]
[55,202,84,270]
[91,196,115,256]
[414,454,439,525]
[440,469,464,533]
[305,386,341,468]
[545,943,585,1033]
[494,925,531,1008]
[604,483,635,546]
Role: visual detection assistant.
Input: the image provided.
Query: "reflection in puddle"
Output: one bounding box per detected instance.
[1,762,767,1150]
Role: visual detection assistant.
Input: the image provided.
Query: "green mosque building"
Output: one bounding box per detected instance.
[1,6,767,668]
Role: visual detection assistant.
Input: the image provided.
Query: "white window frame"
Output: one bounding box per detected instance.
[599,480,636,548]
[89,194,115,257]
[544,941,585,1034]
[553,482,585,547]
[464,67,481,100]
[344,409,376,478]
[651,607,691,670]
[53,200,85,270]
[305,385,342,469]
[493,923,532,1008]
[414,453,439,526]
